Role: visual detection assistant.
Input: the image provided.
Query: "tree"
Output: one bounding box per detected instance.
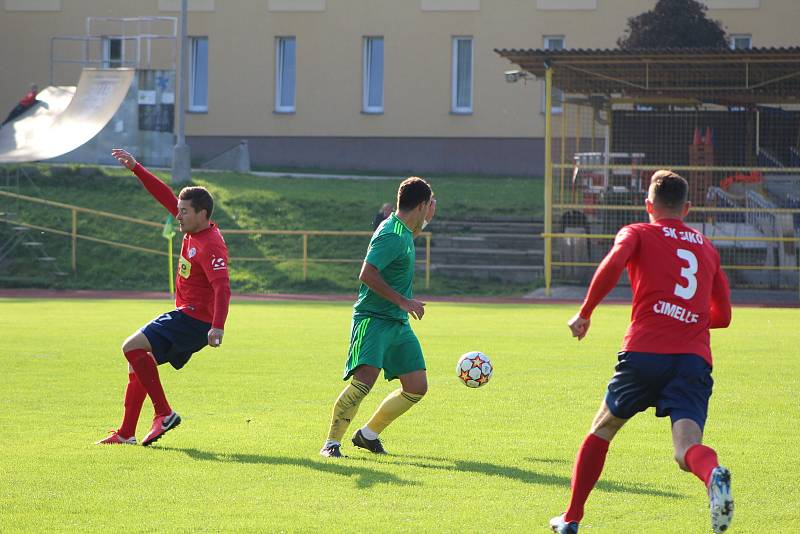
[617,0,728,49]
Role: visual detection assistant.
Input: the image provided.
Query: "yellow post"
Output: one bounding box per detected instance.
[168,237,174,297]
[544,65,554,297]
[302,233,308,281]
[425,233,431,289]
[560,102,566,204]
[71,209,77,273]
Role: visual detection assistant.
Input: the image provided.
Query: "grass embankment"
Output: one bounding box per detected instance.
[0,164,543,294]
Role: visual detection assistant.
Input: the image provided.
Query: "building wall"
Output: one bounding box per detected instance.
[1,0,797,174]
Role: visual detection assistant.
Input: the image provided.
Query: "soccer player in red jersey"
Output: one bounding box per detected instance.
[550,171,733,534]
[96,149,231,447]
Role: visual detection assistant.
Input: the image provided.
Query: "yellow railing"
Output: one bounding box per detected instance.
[0,190,432,288]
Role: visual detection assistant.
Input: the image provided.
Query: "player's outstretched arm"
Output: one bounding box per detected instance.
[111,148,179,217]
[359,262,426,319]
[570,227,637,340]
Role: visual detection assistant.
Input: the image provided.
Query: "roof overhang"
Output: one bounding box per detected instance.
[495,47,800,105]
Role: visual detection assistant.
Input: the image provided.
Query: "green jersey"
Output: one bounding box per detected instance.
[353,213,416,322]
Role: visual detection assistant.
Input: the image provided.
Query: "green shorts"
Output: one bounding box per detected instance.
[343,315,425,381]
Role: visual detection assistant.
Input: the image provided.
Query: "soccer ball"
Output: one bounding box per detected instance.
[456,351,493,388]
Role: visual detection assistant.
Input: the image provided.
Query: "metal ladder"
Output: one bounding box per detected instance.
[0,166,68,278]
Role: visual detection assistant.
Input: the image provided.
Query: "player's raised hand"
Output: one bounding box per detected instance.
[111,148,137,170]
[402,298,426,320]
[567,313,590,341]
[208,328,224,347]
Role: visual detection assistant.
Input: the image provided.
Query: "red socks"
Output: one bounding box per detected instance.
[123,349,172,417]
[684,444,719,487]
[564,433,610,523]
[117,372,147,439]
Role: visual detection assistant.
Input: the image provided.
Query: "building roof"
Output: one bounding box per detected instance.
[495,47,800,104]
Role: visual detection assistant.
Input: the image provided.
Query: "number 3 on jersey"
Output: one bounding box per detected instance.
[674,248,698,300]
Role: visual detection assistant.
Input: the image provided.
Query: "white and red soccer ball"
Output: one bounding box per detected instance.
[456,351,493,388]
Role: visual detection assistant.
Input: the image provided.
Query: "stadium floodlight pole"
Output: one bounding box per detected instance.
[543,63,553,298]
[172,0,191,184]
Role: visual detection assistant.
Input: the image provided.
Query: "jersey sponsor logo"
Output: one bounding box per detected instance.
[662,226,704,245]
[178,255,192,279]
[653,299,699,324]
[188,247,197,258]
[211,256,227,271]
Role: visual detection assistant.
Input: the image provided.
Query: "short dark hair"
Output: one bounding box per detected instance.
[649,170,688,211]
[179,186,214,219]
[397,177,432,211]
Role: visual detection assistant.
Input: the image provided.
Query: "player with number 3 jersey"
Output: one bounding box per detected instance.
[549,171,733,534]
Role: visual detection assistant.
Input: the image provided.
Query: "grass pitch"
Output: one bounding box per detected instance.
[1,298,798,532]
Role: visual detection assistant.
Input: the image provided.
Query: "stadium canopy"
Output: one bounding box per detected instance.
[495,47,800,105]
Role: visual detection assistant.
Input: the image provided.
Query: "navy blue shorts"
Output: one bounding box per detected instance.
[605,351,713,431]
[140,309,210,370]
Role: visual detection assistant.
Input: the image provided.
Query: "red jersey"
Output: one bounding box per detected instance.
[132,163,231,328]
[174,223,230,327]
[19,90,37,107]
[579,218,731,365]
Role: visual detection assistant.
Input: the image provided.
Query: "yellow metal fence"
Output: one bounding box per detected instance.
[541,66,800,296]
[0,190,432,289]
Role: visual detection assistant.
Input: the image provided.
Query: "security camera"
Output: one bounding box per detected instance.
[504,70,521,83]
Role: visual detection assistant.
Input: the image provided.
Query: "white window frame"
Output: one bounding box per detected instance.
[362,36,384,114]
[275,36,296,113]
[451,36,473,114]
[542,35,565,114]
[730,34,752,50]
[188,36,209,112]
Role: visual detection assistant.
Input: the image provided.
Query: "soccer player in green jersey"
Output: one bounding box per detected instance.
[321,177,436,457]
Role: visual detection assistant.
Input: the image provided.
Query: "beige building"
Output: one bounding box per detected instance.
[1,0,798,174]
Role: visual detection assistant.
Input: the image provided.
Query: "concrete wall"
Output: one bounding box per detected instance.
[188,135,545,176]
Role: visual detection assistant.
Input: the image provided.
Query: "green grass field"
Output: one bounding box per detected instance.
[1,298,798,532]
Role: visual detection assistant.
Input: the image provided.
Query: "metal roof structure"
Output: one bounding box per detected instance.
[495,47,800,104]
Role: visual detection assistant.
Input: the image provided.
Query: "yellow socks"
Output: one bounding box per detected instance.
[325,379,371,444]
[363,389,424,436]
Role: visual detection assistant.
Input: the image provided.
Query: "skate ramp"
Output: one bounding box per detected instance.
[0,68,135,163]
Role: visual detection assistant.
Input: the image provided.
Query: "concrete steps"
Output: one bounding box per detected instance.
[422,217,545,283]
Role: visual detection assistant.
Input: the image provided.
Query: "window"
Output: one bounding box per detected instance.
[363,37,384,113]
[275,37,296,113]
[189,37,209,112]
[730,34,752,50]
[102,37,123,68]
[451,37,473,114]
[542,36,564,114]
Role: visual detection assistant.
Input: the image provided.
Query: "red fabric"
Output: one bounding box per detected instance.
[210,277,231,329]
[124,349,171,417]
[118,372,147,438]
[19,90,37,107]
[564,433,610,523]
[684,444,719,487]
[579,219,731,366]
[132,163,179,216]
[131,163,231,328]
[174,223,230,326]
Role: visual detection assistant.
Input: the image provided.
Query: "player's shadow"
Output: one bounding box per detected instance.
[157,446,417,490]
[378,454,684,499]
